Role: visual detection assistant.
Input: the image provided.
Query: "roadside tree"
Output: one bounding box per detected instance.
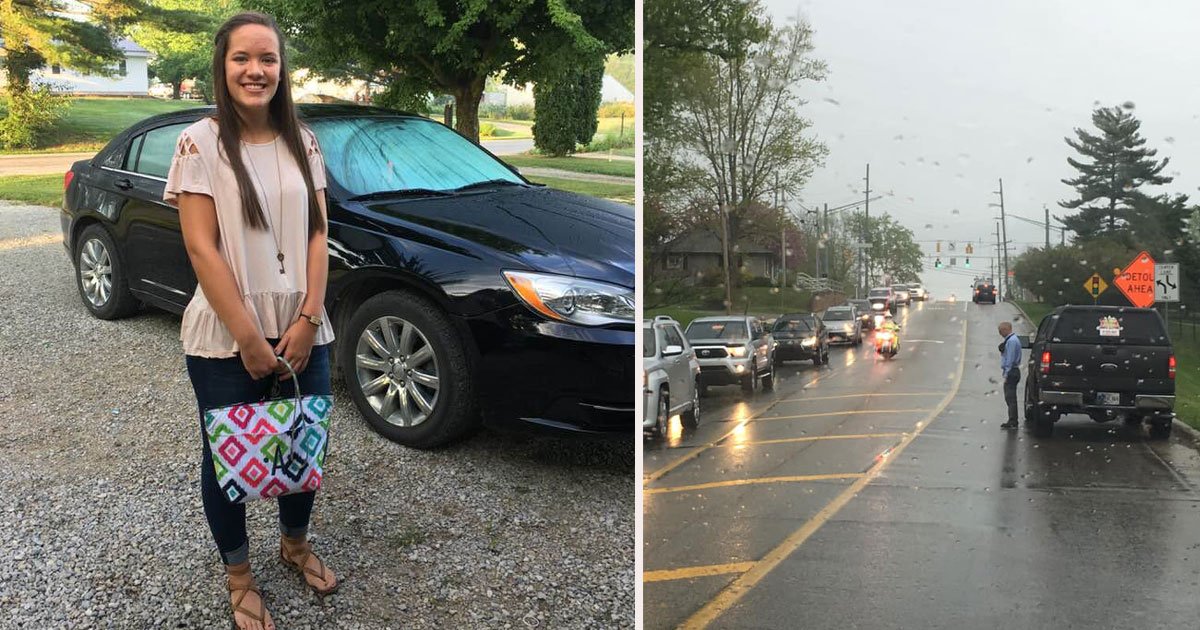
[129,0,234,101]
[251,0,633,143]
[532,56,604,156]
[843,214,922,285]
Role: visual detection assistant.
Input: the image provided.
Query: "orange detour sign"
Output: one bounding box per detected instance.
[1113,251,1156,308]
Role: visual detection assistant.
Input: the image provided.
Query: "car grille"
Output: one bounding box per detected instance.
[695,347,728,359]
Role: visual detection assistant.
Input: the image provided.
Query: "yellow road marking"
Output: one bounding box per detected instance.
[734,432,903,447]
[757,408,931,422]
[773,392,944,403]
[644,562,756,583]
[0,232,61,252]
[679,319,969,629]
[646,473,865,495]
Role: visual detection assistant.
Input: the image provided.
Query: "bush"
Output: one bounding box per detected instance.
[480,122,496,137]
[533,59,604,157]
[598,102,635,118]
[508,103,535,120]
[584,132,635,152]
[479,103,508,119]
[744,276,775,287]
[0,85,70,150]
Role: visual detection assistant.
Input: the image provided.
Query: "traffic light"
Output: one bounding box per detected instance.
[965,257,971,268]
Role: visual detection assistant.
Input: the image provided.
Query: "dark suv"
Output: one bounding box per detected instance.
[60,105,634,447]
[973,281,997,304]
[1021,305,1175,438]
[771,313,830,365]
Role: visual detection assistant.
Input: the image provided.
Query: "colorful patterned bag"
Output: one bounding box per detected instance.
[203,358,332,504]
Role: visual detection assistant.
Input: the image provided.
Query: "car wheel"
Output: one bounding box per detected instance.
[75,224,139,319]
[698,382,709,398]
[1149,418,1173,440]
[654,389,670,436]
[741,362,757,393]
[340,289,477,448]
[761,365,774,391]
[681,382,700,428]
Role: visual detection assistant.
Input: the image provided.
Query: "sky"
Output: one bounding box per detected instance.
[763,0,1200,298]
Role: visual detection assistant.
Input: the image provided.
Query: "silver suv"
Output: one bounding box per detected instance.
[643,317,701,437]
[684,316,775,395]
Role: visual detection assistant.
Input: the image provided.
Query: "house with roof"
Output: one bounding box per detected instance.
[652,229,779,284]
[18,37,153,96]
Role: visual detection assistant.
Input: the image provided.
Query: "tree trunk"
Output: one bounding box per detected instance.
[453,77,486,143]
[172,82,182,100]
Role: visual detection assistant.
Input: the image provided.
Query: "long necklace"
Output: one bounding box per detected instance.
[244,137,286,274]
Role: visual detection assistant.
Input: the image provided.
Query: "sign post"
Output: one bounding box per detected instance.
[1113,251,1156,308]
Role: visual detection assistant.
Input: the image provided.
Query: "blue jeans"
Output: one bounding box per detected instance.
[186,342,331,565]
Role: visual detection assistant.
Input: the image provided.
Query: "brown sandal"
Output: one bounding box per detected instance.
[279,537,340,596]
[227,563,272,630]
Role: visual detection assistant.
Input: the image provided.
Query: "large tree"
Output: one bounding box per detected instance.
[249,0,633,142]
[0,0,209,96]
[128,0,233,100]
[1059,106,1172,240]
[843,214,922,285]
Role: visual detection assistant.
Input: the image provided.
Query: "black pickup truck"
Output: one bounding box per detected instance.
[1021,305,1176,438]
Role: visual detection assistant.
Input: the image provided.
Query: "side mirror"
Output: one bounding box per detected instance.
[1018,335,1031,350]
[663,344,684,357]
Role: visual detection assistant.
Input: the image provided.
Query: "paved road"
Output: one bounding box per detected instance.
[0,138,538,177]
[644,299,1200,629]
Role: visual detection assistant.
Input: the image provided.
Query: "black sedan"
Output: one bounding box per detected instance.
[770,313,829,365]
[60,105,634,448]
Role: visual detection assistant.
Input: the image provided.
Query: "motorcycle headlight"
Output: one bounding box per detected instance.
[872,303,884,310]
[503,271,634,326]
[728,346,748,358]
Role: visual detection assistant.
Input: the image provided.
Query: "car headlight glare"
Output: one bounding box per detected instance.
[843,323,854,332]
[503,270,633,326]
[728,346,748,358]
[801,337,817,347]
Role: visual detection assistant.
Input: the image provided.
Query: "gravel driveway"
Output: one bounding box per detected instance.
[0,202,634,629]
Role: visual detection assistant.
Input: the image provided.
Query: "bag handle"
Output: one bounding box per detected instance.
[276,355,303,411]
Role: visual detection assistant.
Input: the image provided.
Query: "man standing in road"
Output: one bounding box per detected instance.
[998,321,1022,429]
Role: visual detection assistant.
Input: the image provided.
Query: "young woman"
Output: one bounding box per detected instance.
[164,12,338,630]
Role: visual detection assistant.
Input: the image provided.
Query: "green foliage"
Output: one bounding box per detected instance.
[374,82,432,114]
[584,132,635,153]
[1059,106,1172,240]
[250,0,632,142]
[1011,240,1134,305]
[843,213,923,285]
[508,104,536,120]
[479,122,496,137]
[0,86,70,150]
[598,102,635,118]
[604,53,635,92]
[532,57,605,157]
[129,0,229,99]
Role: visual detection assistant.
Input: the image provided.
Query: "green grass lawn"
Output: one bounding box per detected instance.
[528,176,632,205]
[646,286,816,327]
[1,97,205,154]
[581,146,634,158]
[595,116,635,138]
[1017,300,1200,430]
[0,175,63,207]
[505,155,633,178]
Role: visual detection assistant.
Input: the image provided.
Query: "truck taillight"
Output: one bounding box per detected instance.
[64,170,74,191]
[1169,355,1176,380]
[1041,351,1051,375]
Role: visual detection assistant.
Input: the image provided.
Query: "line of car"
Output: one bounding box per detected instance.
[643,282,929,437]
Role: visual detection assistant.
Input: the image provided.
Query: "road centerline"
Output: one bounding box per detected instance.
[678,319,969,629]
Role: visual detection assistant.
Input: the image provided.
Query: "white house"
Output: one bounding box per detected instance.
[24,38,152,96]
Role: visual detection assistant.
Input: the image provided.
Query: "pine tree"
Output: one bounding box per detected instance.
[1058,106,1171,240]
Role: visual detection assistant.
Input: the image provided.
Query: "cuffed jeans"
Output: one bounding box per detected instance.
[1003,367,1020,424]
[186,342,331,565]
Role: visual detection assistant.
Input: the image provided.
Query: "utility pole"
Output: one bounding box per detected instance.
[776,173,786,308]
[1044,204,1050,249]
[997,178,1010,300]
[823,203,830,280]
[995,222,1002,294]
[863,164,871,293]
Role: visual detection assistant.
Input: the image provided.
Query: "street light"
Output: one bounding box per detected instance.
[719,136,737,315]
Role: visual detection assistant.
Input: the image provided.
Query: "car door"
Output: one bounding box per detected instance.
[662,324,689,410]
[115,121,196,308]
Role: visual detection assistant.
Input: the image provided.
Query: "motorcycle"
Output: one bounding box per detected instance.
[874,328,899,359]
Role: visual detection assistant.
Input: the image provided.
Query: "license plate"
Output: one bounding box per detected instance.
[1097,392,1120,406]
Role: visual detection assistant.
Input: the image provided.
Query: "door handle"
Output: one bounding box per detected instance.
[115,178,134,190]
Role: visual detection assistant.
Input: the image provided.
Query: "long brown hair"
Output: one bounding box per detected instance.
[211,11,324,236]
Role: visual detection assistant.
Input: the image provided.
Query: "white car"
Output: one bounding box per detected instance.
[910,284,928,301]
[685,315,776,395]
[643,317,701,437]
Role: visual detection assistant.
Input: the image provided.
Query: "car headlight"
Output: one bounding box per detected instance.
[728,346,748,358]
[843,323,854,332]
[801,337,817,347]
[503,271,633,326]
[872,303,883,310]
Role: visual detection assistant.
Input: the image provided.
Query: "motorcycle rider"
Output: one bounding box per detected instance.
[876,312,901,354]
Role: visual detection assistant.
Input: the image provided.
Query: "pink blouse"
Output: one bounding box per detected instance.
[163,117,335,358]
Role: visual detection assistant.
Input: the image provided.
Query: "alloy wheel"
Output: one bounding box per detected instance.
[354,316,441,427]
[79,238,113,308]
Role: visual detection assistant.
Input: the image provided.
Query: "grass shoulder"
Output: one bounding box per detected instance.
[0,175,63,208]
[528,176,633,205]
[505,155,633,178]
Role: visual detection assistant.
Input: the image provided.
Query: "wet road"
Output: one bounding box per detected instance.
[643,299,1200,629]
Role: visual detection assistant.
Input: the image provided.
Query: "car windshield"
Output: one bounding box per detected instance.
[823,310,851,321]
[307,116,524,197]
[773,317,814,332]
[643,328,656,358]
[686,320,747,341]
